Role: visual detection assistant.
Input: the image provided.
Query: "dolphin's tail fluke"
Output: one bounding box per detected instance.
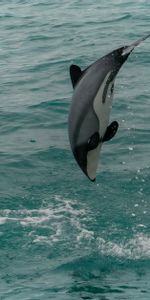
[122,33,150,56]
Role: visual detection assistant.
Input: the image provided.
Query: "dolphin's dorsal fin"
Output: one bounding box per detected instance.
[70,64,83,88]
[102,121,119,142]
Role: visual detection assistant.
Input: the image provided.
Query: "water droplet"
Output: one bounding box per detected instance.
[128,146,133,151]
[137,224,146,228]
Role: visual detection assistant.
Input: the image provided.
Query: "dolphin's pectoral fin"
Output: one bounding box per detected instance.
[102,121,119,142]
[70,64,83,88]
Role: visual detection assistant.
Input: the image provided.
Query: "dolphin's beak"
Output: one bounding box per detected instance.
[122,33,150,56]
[73,143,101,182]
[73,144,94,181]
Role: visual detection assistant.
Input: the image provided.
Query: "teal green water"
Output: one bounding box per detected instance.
[0,1,150,299]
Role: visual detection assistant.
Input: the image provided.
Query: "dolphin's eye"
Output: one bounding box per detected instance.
[87,132,100,151]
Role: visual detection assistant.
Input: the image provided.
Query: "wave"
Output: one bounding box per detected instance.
[0,194,150,263]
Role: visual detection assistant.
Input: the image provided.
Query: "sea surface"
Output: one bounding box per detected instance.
[0,1,150,299]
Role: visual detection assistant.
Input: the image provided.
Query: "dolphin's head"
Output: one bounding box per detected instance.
[73,130,101,182]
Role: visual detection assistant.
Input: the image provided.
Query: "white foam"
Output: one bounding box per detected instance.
[1,196,149,261]
[0,195,90,246]
[0,195,86,227]
[77,228,94,242]
[0,217,7,225]
[97,234,150,260]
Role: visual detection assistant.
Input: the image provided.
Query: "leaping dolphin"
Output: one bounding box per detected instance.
[68,34,150,181]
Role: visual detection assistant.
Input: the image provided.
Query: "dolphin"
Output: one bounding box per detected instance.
[68,33,150,181]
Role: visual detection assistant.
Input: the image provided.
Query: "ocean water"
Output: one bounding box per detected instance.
[0,0,150,299]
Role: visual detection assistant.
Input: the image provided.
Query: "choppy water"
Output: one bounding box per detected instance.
[0,1,150,299]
